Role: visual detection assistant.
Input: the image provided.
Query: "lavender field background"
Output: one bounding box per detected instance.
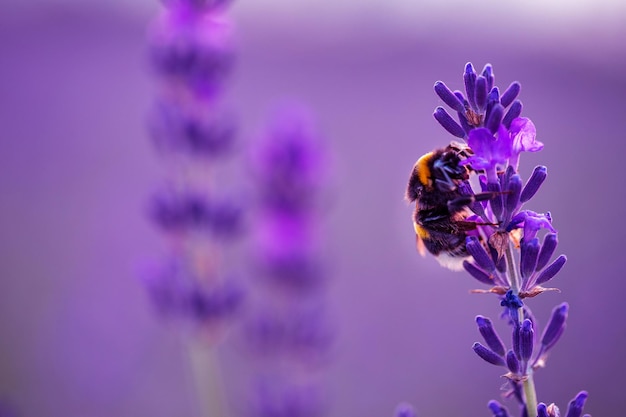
[1,1,625,416]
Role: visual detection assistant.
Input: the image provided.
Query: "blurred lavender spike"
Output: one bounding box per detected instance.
[394,402,417,417]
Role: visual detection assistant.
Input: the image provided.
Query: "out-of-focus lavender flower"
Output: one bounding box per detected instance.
[394,402,417,417]
[243,107,333,417]
[148,8,235,99]
[148,99,236,159]
[247,378,326,417]
[140,257,243,327]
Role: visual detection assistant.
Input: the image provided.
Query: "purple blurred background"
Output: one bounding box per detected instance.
[1,1,625,416]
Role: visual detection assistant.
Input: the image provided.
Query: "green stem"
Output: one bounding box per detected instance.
[523,369,538,417]
[505,242,520,292]
[509,248,537,417]
[185,339,227,417]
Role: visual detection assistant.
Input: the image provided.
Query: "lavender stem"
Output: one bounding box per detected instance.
[507,243,538,416]
[186,339,228,417]
[523,369,538,417]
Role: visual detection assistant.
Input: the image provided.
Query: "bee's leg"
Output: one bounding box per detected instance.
[457,220,499,231]
[447,192,500,213]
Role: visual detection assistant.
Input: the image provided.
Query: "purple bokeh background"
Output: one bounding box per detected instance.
[1,3,625,416]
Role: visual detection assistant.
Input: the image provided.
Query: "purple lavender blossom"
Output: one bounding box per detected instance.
[148,8,235,99]
[394,403,417,417]
[140,256,243,327]
[426,63,586,417]
[148,99,236,158]
[243,107,333,417]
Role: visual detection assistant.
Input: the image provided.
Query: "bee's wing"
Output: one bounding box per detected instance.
[413,221,427,257]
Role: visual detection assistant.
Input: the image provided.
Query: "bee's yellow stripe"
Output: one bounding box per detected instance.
[414,221,430,239]
[416,152,433,187]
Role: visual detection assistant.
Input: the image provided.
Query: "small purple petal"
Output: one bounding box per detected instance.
[517,210,556,241]
[482,64,494,91]
[505,174,522,219]
[501,82,521,108]
[487,182,503,220]
[475,76,488,111]
[485,103,504,134]
[395,403,417,417]
[536,233,558,271]
[541,302,569,351]
[463,261,494,286]
[537,403,550,417]
[466,237,496,272]
[510,117,543,154]
[464,62,477,110]
[520,319,534,362]
[433,107,466,138]
[476,316,506,356]
[434,81,466,113]
[456,110,473,134]
[488,400,511,417]
[565,391,588,417]
[502,100,522,128]
[535,255,567,285]
[487,86,500,104]
[520,166,547,203]
[506,349,520,373]
[520,238,540,280]
[473,342,506,366]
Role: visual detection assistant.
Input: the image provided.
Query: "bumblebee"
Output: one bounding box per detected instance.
[406,142,492,270]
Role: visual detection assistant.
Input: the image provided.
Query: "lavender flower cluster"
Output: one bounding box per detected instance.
[141,0,243,336]
[242,108,333,417]
[402,64,589,417]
